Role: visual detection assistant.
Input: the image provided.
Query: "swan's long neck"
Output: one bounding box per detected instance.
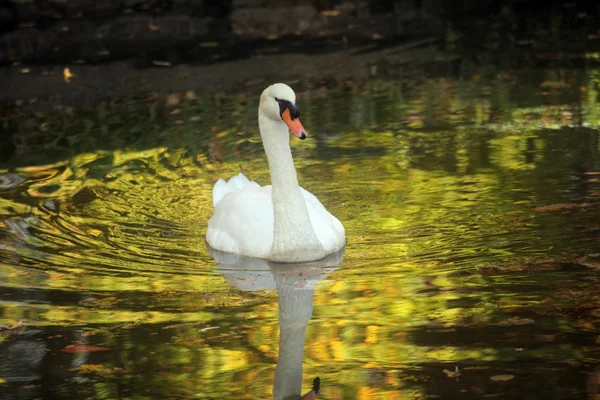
[259,114,322,261]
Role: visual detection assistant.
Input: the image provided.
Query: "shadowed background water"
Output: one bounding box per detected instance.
[1,71,600,399]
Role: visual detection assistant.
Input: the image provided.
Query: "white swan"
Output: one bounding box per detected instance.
[206,83,345,262]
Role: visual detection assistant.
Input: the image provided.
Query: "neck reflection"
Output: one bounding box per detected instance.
[210,248,344,400]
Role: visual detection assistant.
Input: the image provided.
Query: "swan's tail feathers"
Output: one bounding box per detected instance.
[212,173,261,206]
[227,172,250,189]
[212,178,231,206]
[299,377,320,399]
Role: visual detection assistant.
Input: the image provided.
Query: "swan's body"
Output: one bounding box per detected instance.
[208,173,344,261]
[206,83,345,262]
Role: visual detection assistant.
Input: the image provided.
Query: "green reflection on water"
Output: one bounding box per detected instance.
[0,72,599,399]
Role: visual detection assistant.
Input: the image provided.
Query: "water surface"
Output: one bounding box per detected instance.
[1,72,600,399]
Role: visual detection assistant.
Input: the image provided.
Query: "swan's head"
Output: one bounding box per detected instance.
[260,83,308,140]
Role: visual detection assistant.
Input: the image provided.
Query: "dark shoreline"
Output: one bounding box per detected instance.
[1,0,600,114]
[0,34,456,114]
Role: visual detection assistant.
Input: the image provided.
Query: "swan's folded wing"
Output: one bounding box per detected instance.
[207,188,274,259]
[300,188,346,253]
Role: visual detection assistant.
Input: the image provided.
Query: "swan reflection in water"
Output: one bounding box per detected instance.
[209,248,345,400]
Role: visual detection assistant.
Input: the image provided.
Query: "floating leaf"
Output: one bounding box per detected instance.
[443,367,461,378]
[63,68,75,83]
[321,9,340,16]
[76,364,104,373]
[71,364,128,376]
[0,377,6,384]
[490,374,514,382]
[60,344,111,353]
[165,93,181,107]
[185,90,197,101]
[152,60,171,67]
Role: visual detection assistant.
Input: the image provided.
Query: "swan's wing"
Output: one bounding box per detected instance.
[212,173,261,206]
[300,187,346,253]
[207,181,274,259]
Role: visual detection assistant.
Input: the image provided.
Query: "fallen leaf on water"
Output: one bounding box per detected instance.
[0,378,5,384]
[321,9,341,16]
[71,364,128,376]
[63,67,75,83]
[200,326,219,332]
[443,367,461,378]
[71,364,104,373]
[185,90,197,101]
[490,374,514,382]
[86,228,102,237]
[165,93,181,107]
[47,334,63,339]
[60,344,111,353]
[148,22,160,31]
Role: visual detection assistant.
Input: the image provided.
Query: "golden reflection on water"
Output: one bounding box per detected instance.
[0,74,599,398]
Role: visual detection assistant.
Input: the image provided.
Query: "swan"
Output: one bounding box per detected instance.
[206,83,345,262]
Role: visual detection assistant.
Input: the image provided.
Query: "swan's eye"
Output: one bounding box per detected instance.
[275,98,300,120]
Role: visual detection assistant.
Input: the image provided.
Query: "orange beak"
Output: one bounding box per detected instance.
[282,108,307,140]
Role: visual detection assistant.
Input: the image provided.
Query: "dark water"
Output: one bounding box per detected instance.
[1,72,600,399]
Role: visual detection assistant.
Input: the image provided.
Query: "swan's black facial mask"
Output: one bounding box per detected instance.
[275,98,307,140]
[275,98,301,120]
